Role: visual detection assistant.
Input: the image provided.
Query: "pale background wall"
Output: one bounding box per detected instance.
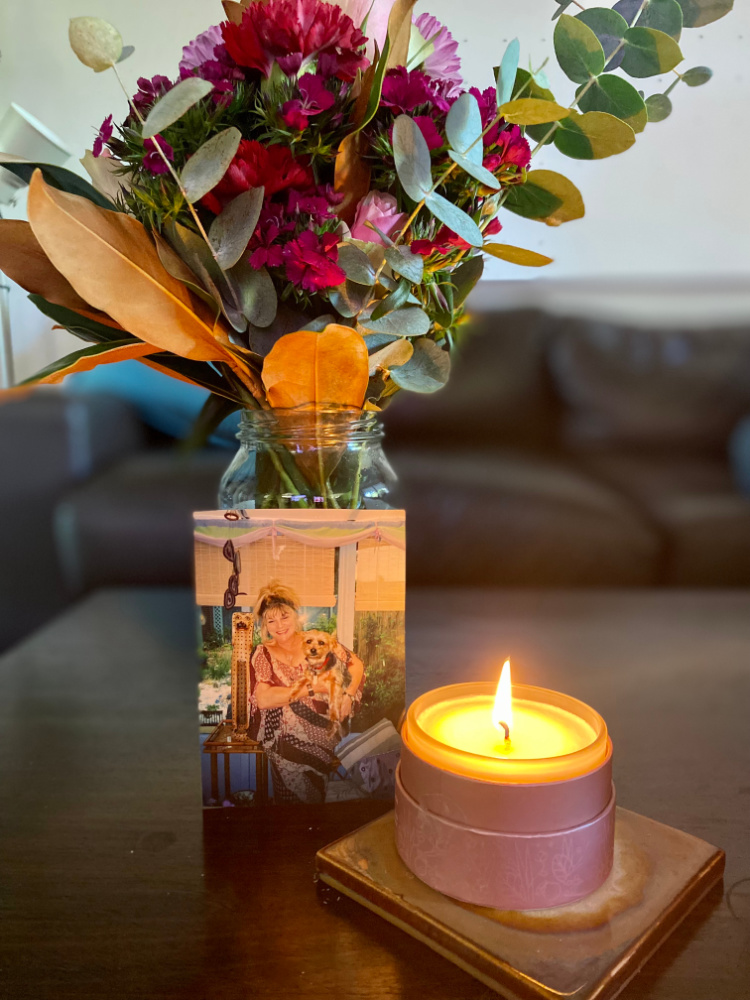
[1,0,749,380]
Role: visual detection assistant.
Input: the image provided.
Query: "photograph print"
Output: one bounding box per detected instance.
[194,509,405,808]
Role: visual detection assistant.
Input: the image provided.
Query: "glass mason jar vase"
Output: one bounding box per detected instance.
[219,406,397,510]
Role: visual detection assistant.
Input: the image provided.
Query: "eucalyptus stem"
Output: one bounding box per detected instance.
[109,61,216,258]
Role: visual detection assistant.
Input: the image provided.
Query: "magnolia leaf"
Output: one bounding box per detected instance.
[447,151,502,189]
[27,171,235,364]
[209,187,264,270]
[118,45,135,63]
[554,110,635,159]
[576,73,648,132]
[357,38,391,131]
[645,93,673,121]
[261,324,369,408]
[675,0,733,27]
[360,307,431,337]
[637,0,684,38]
[445,93,483,165]
[142,77,214,139]
[498,98,571,125]
[682,65,713,85]
[621,27,683,77]
[180,127,241,202]
[392,114,433,202]
[483,243,553,267]
[387,0,419,69]
[139,352,242,398]
[554,14,606,84]
[334,131,371,225]
[452,255,484,307]
[390,338,450,393]
[575,7,629,68]
[504,169,584,226]
[227,260,277,328]
[26,295,126,345]
[338,243,378,285]
[18,339,153,390]
[164,219,246,332]
[385,244,424,283]
[0,219,119,324]
[424,191,483,247]
[328,279,371,318]
[370,278,411,320]
[497,38,521,107]
[368,338,413,376]
[69,17,122,72]
[80,151,131,203]
[0,158,112,208]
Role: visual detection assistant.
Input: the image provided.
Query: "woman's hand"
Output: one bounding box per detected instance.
[339,692,354,719]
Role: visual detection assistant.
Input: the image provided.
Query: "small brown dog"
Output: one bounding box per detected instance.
[302,630,350,729]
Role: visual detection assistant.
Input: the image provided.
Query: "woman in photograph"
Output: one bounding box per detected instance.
[250,581,364,804]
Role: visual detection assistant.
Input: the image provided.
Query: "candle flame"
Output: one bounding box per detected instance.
[492,659,513,738]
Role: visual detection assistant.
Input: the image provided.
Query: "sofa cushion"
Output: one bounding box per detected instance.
[388,448,662,586]
[581,453,750,585]
[549,320,750,452]
[54,451,229,593]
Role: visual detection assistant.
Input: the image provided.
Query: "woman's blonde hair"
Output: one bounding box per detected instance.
[254,580,302,641]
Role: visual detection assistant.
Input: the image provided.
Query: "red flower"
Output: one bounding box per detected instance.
[483,124,531,172]
[222,0,368,81]
[411,225,490,257]
[281,73,335,131]
[143,136,174,175]
[93,115,113,158]
[201,140,313,214]
[484,218,502,237]
[381,67,450,114]
[283,230,345,292]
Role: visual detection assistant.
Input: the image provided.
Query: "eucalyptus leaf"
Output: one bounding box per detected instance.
[451,255,484,307]
[483,243,553,267]
[390,338,450,393]
[338,243,378,285]
[575,7,628,68]
[392,114,433,202]
[368,338,414,376]
[384,244,424,283]
[142,77,214,139]
[209,187,264,270]
[446,93,483,165]
[69,17,122,72]
[621,27,683,77]
[637,0,684,39]
[448,151,502,189]
[552,0,575,19]
[554,14,606,84]
[0,160,114,209]
[498,98,571,125]
[497,38,521,107]
[180,127,241,203]
[153,233,221,318]
[645,92,673,121]
[511,67,556,102]
[227,260,277,328]
[554,110,635,159]
[675,0,733,27]
[681,65,712,85]
[362,332,401,351]
[117,45,135,63]
[360,307,431,337]
[371,278,411,320]
[576,73,648,133]
[504,170,584,225]
[328,280,371,318]
[301,315,336,332]
[613,0,642,23]
[424,191,483,247]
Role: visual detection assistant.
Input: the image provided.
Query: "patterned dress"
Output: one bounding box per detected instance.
[250,641,363,804]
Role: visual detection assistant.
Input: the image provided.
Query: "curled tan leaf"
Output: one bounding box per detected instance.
[334,132,372,226]
[386,0,418,69]
[261,324,369,408]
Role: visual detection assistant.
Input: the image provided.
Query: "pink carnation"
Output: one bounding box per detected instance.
[179,25,224,73]
[350,191,407,243]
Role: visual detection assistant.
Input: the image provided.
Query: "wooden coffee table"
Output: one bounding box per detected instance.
[1,587,748,999]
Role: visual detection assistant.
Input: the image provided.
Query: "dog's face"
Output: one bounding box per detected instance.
[303,630,335,669]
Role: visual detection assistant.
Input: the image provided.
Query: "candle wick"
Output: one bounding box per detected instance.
[497,720,510,741]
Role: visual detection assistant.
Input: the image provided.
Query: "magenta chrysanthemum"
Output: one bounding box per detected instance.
[412,13,462,95]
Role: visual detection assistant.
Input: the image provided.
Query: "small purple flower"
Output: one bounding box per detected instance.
[93,114,113,158]
[132,75,174,114]
[142,136,174,175]
[281,74,336,131]
[412,13,462,95]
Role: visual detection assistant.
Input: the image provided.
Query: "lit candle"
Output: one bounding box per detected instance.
[395,661,616,910]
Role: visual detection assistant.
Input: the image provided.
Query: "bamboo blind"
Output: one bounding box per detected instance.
[354,539,406,611]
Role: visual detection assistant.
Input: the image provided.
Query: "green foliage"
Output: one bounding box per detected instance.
[180,127,242,202]
[390,337,450,392]
[392,114,432,201]
[620,27,683,78]
[576,73,648,132]
[675,0,733,28]
[203,644,232,682]
[554,14,606,83]
[355,611,405,732]
[645,93,673,121]
[637,0,684,38]
[142,77,214,138]
[0,161,113,209]
[575,8,629,65]
[554,110,635,159]
[497,39,521,107]
[681,65,713,85]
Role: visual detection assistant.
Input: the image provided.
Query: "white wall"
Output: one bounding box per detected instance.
[1,0,750,380]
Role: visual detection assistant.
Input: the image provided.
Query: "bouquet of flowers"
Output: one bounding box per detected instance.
[0,0,730,429]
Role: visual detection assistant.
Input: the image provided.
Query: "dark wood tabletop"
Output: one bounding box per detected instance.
[1,588,748,1000]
